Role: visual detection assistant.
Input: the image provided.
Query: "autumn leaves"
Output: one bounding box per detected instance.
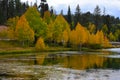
[7,6,111,50]
[15,15,34,46]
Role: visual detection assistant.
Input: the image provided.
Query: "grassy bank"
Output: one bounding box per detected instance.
[0,40,101,54]
[0,46,72,54]
[0,40,71,54]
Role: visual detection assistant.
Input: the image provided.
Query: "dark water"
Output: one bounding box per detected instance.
[0,49,120,80]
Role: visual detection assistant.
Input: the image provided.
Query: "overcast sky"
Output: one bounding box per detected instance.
[21,0,120,18]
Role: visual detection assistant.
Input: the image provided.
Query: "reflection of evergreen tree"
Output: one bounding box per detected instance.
[103,58,120,69]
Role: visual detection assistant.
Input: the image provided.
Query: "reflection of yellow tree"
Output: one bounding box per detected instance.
[62,54,107,70]
[34,52,110,70]
[35,54,48,65]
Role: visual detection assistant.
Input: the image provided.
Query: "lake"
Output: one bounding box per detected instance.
[0,48,120,80]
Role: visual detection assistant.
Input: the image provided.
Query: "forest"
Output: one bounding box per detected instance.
[0,0,120,50]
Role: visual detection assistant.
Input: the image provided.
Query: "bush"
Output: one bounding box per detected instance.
[35,37,45,51]
[88,44,102,49]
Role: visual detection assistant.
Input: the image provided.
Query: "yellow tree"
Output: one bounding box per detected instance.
[43,11,51,24]
[95,30,104,45]
[46,22,54,42]
[109,32,116,41]
[25,7,47,40]
[69,23,89,48]
[7,16,19,39]
[102,24,108,36]
[103,36,112,48]
[114,30,120,41]
[15,15,34,46]
[62,29,69,46]
[7,16,19,30]
[35,37,45,51]
[88,33,96,45]
[52,14,70,43]
[0,28,8,39]
[88,23,96,34]
[75,23,88,45]
[69,30,78,46]
[7,29,15,40]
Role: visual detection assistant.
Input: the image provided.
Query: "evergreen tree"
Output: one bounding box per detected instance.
[2,0,8,23]
[74,4,81,28]
[50,6,54,15]
[39,0,49,17]
[93,5,102,31]
[8,0,15,18]
[94,5,101,16]
[67,6,72,29]
[0,0,29,25]
[15,0,21,16]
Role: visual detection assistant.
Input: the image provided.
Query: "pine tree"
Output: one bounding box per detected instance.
[93,5,102,30]
[67,6,72,29]
[8,0,15,18]
[39,0,49,17]
[74,4,81,28]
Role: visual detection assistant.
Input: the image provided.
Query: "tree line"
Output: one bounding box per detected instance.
[0,0,120,49]
[64,5,120,42]
[1,0,120,42]
[4,6,111,50]
[0,0,29,25]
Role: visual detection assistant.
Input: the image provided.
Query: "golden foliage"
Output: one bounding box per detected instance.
[46,21,54,41]
[70,30,78,46]
[88,23,96,34]
[0,29,8,39]
[43,11,51,24]
[15,15,34,44]
[62,30,69,46]
[24,7,47,39]
[7,28,15,39]
[69,23,111,48]
[95,30,104,45]
[52,14,70,43]
[35,37,45,50]
[7,16,19,30]
[70,23,88,46]
[103,36,112,48]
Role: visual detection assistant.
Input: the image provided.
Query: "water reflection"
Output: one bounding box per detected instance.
[0,51,120,79]
[35,52,120,70]
[0,51,120,70]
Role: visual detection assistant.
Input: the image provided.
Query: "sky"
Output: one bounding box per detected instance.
[21,0,120,18]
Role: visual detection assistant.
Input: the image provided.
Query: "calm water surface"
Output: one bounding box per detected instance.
[0,48,120,80]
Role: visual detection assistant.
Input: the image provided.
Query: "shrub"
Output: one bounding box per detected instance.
[35,37,45,51]
[88,44,102,49]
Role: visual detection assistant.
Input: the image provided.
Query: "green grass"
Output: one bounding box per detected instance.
[0,40,71,54]
[0,40,101,54]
